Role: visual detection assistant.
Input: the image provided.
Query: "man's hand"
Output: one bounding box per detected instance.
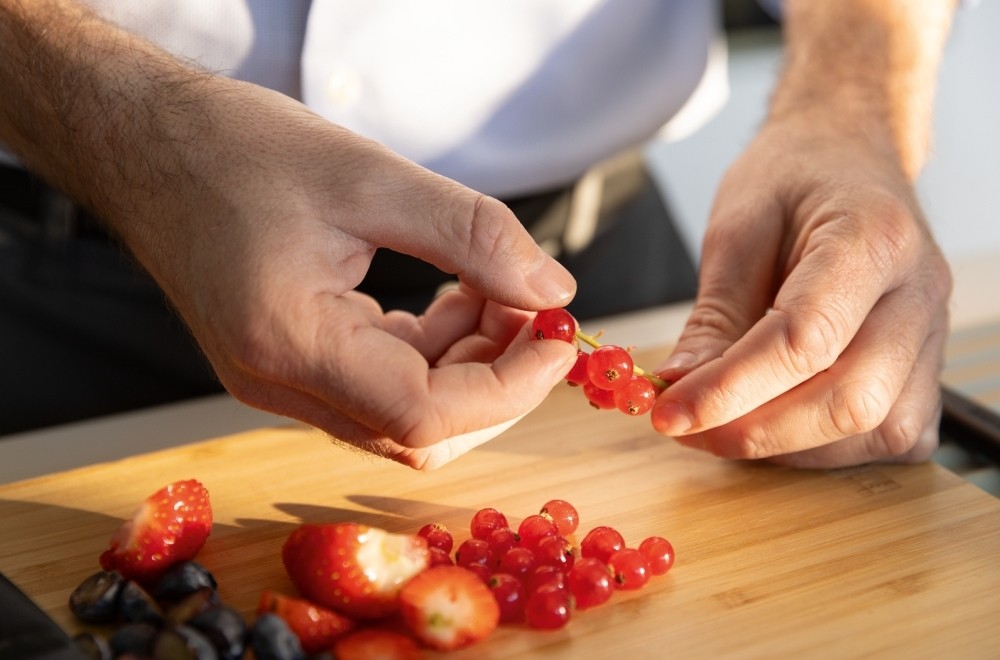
[0,0,578,469]
[650,0,957,467]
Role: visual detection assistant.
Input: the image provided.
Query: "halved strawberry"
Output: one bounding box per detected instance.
[257,590,355,654]
[399,565,500,651]
[332,628,424,660]
[99,479,212,584]
[282,523,429,620]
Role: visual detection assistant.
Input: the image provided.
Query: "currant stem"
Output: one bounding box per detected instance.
[574,330,670,390]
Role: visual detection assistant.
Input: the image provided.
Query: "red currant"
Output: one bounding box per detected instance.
[540,499,579,536]
[580,526,625,564]
[583,381,617,410]
[613,375,658,415]
[638,536,675,576]
[525,565,567,595]
[525,583,572,630]
[470,507,509,541]
[486,527,519,564]
[417,523,454,554]
[488,573,527,624]
[531,308,577,343]
[565,350,590,386]
[518,514,559,550]
[464,562,492,583]
[496,547,537,581]
[586,345,634,391]
[567,557,614,610]
[427,546,454,568]
[608,548,651,590]
[535,535,575,572]
[455,538,493,571]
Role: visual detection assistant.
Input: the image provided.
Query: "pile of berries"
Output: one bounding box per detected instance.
[419,499,675,632]
[64,481,675,657]
[531,308,669,416]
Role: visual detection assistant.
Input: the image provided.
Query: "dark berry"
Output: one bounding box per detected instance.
[119,580,165,625]
[68,570,125,624]
[165,587,220,625]
[152,624,219,659]
[153,561,218,603]
[109,622,158,657]
[188,604,248,660]
[249,612,306,660]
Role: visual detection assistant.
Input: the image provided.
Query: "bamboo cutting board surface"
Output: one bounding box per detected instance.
[2,348,1000,659]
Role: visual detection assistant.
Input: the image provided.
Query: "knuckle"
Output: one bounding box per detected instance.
[461,194,511,269]
[825,378,891,438]
[869,403,939,462]
[684,295,752,342]
[729,426,776,460]
[773,306,845,378]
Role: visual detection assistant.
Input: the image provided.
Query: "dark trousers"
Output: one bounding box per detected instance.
[0,154,697,435]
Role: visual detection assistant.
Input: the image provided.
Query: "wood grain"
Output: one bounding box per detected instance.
[2,349,1000,658]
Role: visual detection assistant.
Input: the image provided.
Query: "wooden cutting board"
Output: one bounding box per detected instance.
[3,348,1000,658]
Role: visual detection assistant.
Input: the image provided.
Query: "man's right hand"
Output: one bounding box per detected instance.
[0,0,578,469]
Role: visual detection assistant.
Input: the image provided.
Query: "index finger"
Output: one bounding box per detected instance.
[652,222,903,437]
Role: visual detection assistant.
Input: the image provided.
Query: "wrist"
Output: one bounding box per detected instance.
[768,0,956,180]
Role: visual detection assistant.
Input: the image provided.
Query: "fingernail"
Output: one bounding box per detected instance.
[655,351,697,374]
[652,400,693,436]
[527,255,575,305]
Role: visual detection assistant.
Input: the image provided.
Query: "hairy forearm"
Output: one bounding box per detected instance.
[0,0,215,225]
[770,0,957,179]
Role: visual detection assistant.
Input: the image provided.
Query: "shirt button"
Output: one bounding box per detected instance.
[325,67,362,107]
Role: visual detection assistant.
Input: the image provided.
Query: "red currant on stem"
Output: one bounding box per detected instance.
[613,375,658,416]
[583,381,616,410]
[587,345,634,391]
[565,350,590,386]
[531,308,576,342]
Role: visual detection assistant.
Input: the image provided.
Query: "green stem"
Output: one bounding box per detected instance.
[575,330,671,390]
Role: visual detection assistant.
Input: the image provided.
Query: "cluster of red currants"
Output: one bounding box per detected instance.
[531,308,668,416]
[418,499,675,631]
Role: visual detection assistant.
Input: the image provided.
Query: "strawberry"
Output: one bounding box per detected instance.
[282,523,429,620]
[99,479,212,584]
[332,628,424,660]
[399,565,500,651]
[257,590,355,654]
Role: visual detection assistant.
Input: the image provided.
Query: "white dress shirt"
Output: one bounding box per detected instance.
[72,1,725,196]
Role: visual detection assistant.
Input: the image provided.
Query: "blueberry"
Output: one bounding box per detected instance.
[165,587,221,625]
[109,621,158,657]
[119,580,165,625]
[249,613,306,660]
[68,570,125,624]
[151,624,219,659]
[188,604,248,660]
[153,561,218,603]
